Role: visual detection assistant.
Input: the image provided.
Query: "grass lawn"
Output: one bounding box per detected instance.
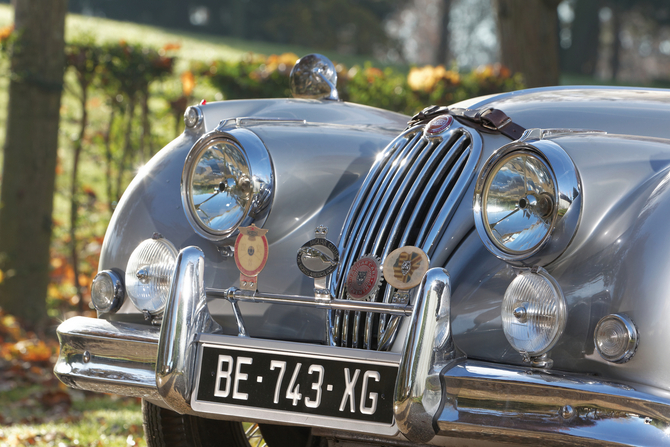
[0,392,145,447]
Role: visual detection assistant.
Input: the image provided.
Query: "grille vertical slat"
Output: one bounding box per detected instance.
[371,133,458,257]
[335,132,423,298]
[336,136,427,296]
[335,132,415,270]
[406,134,470,251]
[337,132,419,346]
[329,122,482,350]
[348,137,431,348]
[375,131,469,351]
[417,145,474,253]
[359,141,438,258]
[330,131,416,346]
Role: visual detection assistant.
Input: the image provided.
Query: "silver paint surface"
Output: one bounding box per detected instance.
[98,88,670,419]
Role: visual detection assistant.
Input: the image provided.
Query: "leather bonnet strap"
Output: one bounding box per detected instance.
[407,105,526,141]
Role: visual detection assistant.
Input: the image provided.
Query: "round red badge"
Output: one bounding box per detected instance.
[346,255,382,301]
[426,115,453,135]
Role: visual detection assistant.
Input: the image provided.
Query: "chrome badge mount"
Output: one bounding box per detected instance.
[297,225,340,297]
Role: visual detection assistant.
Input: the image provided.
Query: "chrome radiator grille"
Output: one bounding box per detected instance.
[328,121,482,350]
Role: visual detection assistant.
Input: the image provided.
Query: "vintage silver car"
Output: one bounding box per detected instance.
[55,54,670,446]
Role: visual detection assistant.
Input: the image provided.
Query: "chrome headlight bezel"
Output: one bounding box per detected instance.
[474,138,582,267]
[181,128,274,242]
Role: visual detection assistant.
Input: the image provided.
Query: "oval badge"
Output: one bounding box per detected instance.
[383,246,429,290]
[346,255,382,301]
[234,224,269,278]
[426,115,453,136]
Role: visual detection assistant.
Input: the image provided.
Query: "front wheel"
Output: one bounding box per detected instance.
[142,400,321,447]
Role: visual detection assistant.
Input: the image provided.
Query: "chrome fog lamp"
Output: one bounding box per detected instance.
[90,270,124,313]
[594,314,638,363]
[474,138,581,267]
[501,268,566,365]
[125,237,178,316]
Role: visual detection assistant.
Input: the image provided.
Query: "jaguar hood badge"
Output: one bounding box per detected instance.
[425,114,453,136]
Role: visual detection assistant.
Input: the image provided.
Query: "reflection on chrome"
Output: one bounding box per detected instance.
[484,152,556,253]
[190,140,251,232]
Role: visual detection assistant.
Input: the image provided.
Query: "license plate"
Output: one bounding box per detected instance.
[193,337,399,426]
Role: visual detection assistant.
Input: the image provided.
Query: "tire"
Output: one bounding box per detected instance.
[142,400,321,447]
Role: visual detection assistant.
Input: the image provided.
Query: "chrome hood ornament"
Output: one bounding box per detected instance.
[290,54,339,101]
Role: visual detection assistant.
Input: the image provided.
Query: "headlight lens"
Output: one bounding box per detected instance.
[474,138,582,266]
[125,237,178,316]
[183,138,253,240]
[501,269,566,357]
[483,152,555,254]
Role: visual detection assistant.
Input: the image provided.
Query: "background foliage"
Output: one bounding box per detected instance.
[0,2,524,334]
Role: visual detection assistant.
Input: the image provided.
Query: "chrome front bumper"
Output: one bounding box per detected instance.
[55,247,670,445]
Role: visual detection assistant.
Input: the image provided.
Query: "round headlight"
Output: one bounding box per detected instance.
[474,138,581,266]
[594,314,638,363]
[91,270,124,313]
[185,138,252,239]
[483,152,555,254]
[501,268,566,358]
[181,129,277,242]
[125,237,178,316]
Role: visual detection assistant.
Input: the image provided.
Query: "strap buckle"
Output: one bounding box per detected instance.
[478,108,512,131]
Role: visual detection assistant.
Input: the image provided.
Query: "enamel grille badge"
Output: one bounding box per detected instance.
[297,226,340,278]
[426,115,453,136]
[346,255,382,301]
[382,246,429,290]
[234,224,269,291]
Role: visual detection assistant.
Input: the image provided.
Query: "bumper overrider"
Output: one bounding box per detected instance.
[55,247,670,445]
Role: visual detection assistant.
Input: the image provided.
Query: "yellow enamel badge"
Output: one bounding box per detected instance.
[383,246,429,290]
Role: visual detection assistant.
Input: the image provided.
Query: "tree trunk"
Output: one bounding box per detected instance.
[104,105,116,212]
[560,0,600,76]
[495,0,561,87]
[0,0,68,328]
[436,0,452,66]
[70,80,88,313]
[115,96,136,202]
[610,4,622,82]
